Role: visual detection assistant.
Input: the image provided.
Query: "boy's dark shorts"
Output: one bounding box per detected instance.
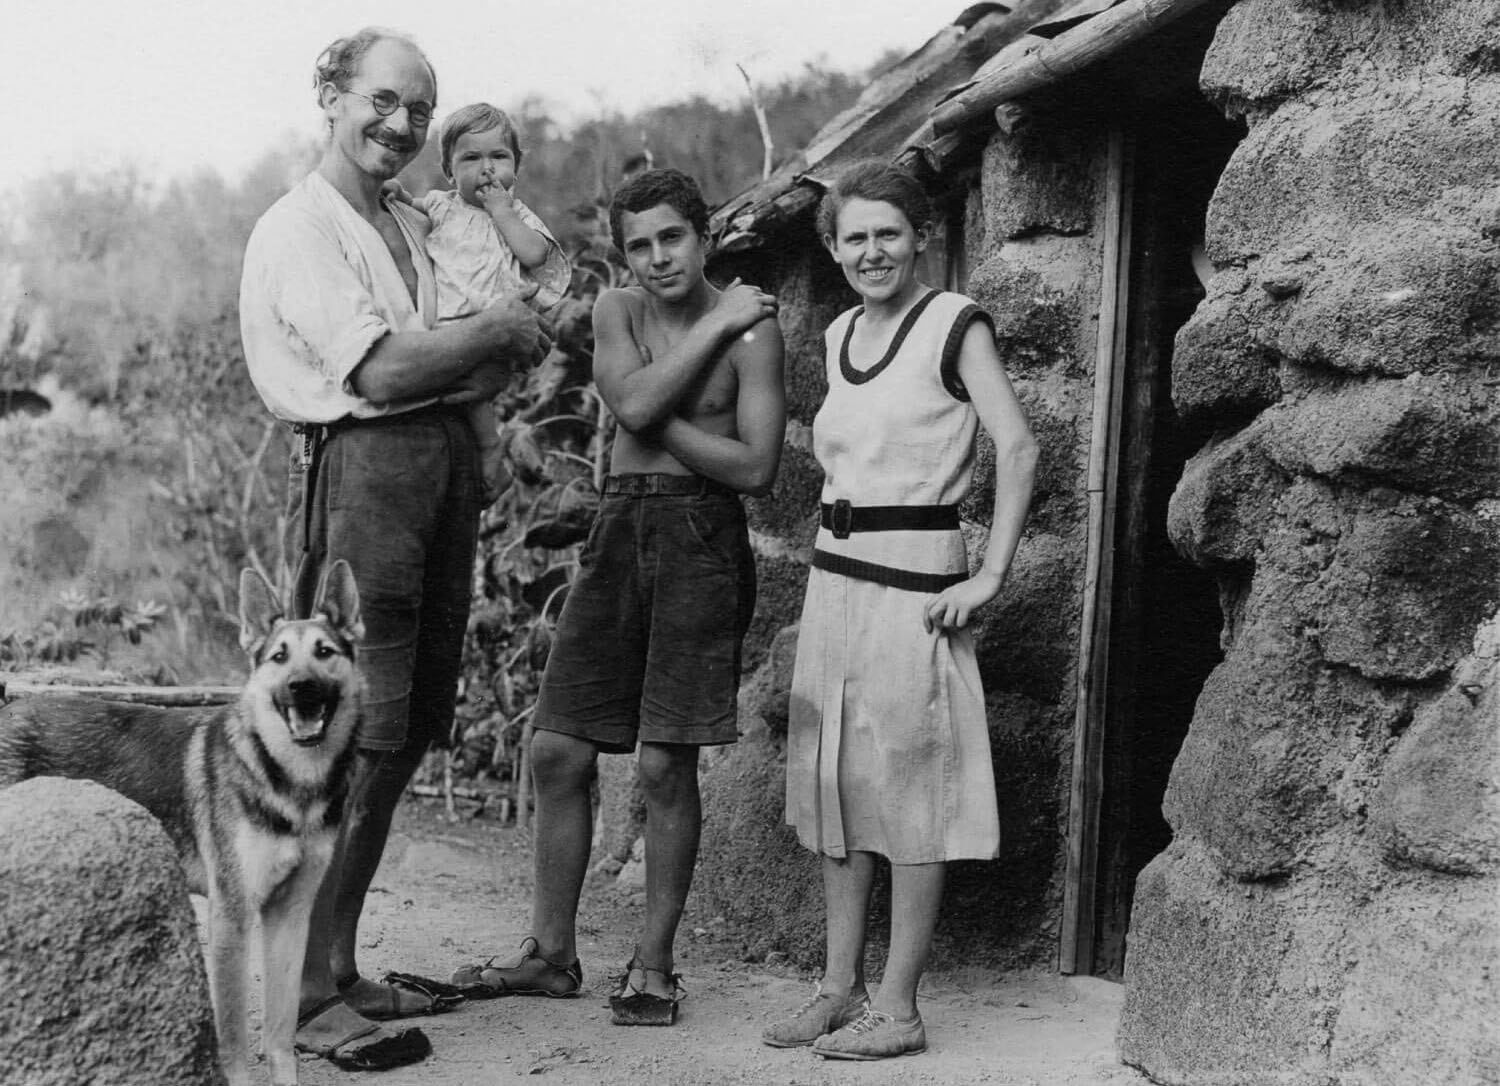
[534,473,757,753]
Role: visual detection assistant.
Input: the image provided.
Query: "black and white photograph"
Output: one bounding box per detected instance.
[1,0,1496,1083]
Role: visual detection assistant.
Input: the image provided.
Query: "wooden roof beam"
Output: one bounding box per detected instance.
[930,0,1217,135]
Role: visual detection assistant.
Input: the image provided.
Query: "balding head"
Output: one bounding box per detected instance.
[313,27,437,105]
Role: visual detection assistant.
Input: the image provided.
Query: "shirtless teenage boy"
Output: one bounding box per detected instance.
[452,168,785,1025]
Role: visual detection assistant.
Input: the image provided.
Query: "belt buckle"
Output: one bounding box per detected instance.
[295,428,316,470]
[831,499,853,540]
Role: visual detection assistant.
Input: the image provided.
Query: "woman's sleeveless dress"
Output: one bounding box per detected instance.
[785,290,1001,864]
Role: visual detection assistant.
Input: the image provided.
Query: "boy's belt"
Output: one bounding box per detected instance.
[820,500,959,539]
[604,473,735,499]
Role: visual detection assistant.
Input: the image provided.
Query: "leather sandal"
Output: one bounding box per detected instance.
[334,971,464,1020]
[609,956,685,1026]
[295,994,432,1071]
[450,936,583,999]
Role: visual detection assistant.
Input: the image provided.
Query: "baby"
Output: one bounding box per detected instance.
[395,103,571,502]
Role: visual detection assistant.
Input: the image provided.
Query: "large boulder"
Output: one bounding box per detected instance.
[1120,840,1500,1085]
[1120,841,1347,1084]
[0,777,219,1086]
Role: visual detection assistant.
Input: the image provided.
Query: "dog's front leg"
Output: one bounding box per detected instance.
[260,843,333,1086]
[207,881,253,1086]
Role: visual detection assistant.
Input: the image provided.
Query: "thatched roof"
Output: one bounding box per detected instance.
[709,0,1217,252]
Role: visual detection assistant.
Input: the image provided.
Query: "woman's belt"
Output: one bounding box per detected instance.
[819,500,959,539]
[811,550,967,594]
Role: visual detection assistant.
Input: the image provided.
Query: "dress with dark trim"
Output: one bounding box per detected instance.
[785,290,1003,865]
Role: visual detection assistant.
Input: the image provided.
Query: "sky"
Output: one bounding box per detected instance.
[4,0,951,193]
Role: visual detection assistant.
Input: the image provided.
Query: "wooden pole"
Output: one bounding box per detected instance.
[0,681,239,706]
[1060,124,1133,977]
[931,0,1219,135]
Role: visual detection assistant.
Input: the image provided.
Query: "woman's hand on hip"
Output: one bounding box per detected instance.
[923,570,1005,633]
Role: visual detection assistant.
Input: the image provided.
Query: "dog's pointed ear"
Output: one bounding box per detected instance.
[314,559,364,645]
[238,567,284,653]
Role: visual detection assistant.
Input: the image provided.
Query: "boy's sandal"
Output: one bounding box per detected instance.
[382,971,471,1004]
[609,958,686,1027]
[334,971,465,1019]
[450,936,584,999]
[295,994,432,1071]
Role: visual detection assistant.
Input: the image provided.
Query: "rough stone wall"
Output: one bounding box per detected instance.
[1119,1,1500,1083]
[0,777,220,1085]
[690,125,1110,970]
[958,124,1109,963]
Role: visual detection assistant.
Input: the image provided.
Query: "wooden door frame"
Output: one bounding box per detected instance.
[1059,124,1134,976]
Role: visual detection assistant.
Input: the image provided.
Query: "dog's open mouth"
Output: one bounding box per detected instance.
[275,688,341,746]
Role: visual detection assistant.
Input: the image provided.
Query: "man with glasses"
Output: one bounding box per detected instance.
[240,27,549,1073]
[343,87,435,127]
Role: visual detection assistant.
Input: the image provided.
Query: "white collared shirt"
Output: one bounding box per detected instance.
[239,172,438,424]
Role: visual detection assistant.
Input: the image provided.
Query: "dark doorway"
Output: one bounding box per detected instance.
[1089,84,1243,979]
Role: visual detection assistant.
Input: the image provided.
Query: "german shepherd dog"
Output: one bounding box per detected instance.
[0,560,364,1086]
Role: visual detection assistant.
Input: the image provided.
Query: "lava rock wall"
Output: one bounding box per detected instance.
[1119,1,1500,1082]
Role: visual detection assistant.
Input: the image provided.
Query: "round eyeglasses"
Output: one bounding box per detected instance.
[344,88,433,128]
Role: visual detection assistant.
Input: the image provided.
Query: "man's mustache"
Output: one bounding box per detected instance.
[372,129,418,153]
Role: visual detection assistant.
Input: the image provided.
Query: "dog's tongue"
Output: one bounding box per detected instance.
[286,702,327,743]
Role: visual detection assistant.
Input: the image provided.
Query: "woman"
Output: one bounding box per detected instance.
[764,161,1038,1060]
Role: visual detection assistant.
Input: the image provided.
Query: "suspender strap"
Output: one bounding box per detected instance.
[820,500,960,539]
[812,549,967,594]
[290,423,329,555]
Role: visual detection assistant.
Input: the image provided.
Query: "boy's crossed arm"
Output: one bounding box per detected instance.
[652,320,785,497]
[591,279,775,433]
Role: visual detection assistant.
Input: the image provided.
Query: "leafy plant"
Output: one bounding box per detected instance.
[0,591,166,669]
[419,218,631,821]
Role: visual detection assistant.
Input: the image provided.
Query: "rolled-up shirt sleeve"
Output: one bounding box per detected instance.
[252,216,391,394]
[241,175,438,425]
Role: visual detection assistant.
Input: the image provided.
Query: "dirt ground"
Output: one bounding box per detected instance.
[280,798,1148,1086]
